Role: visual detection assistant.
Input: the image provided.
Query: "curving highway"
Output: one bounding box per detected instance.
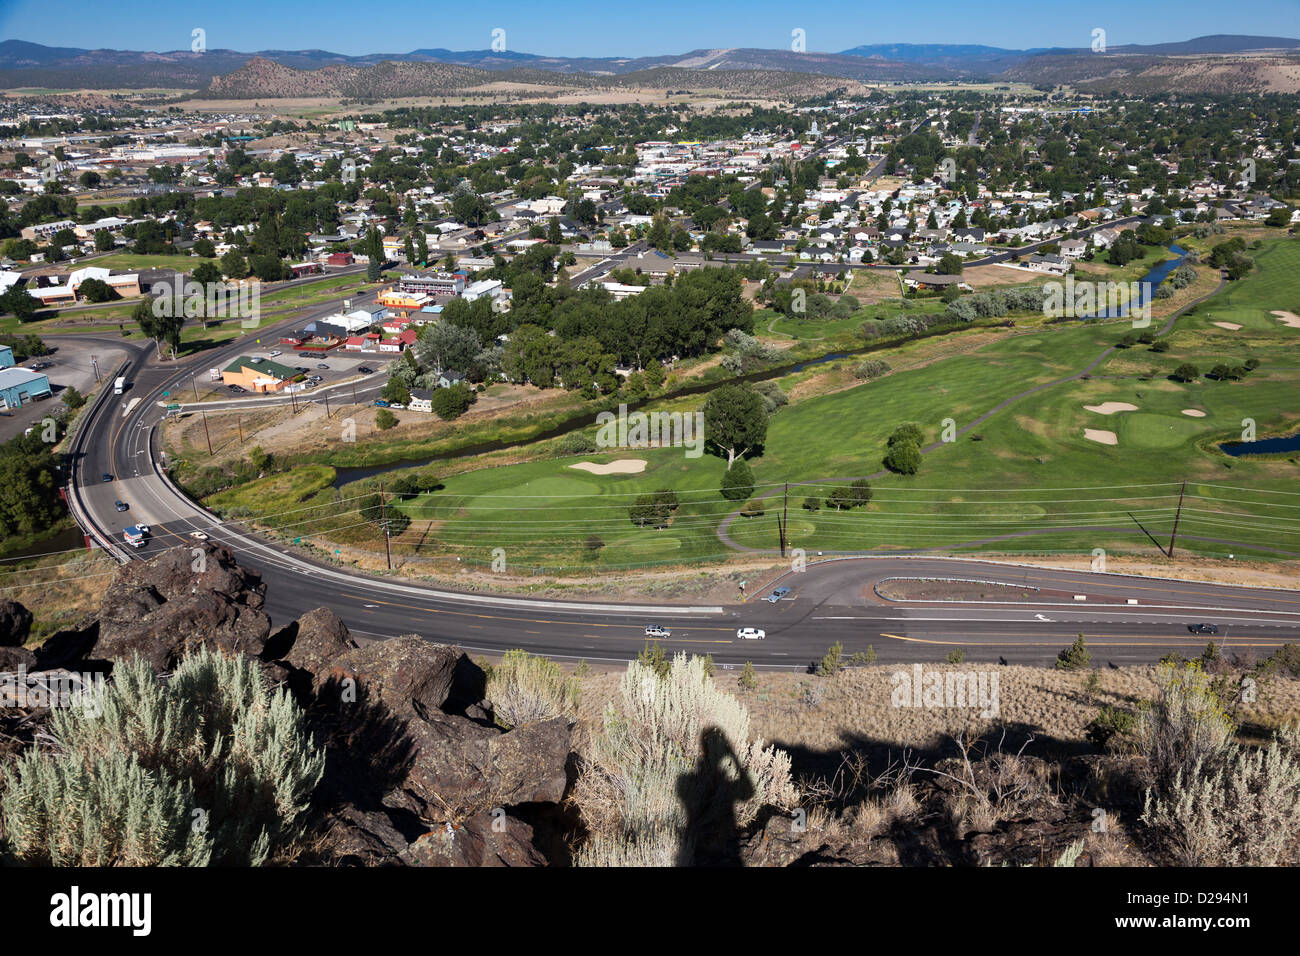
[58,309,1300,670]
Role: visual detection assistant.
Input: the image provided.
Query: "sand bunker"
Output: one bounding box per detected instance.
[1084,428,1119,446]
[1212,321,1242,330]
[1181,409,1207,418]
[1084,402,1138,415]
[1271,311,1300,329]
[569,459,648,475]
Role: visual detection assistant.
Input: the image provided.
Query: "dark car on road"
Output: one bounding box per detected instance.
[765,586,791,603]
[114,500,128,512]
[357,367,373,374]
[102,473,113,482]
[1188,623,1219,635]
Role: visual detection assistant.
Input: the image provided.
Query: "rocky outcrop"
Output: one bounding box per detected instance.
[92,543,271,670]
[0,599,33,647]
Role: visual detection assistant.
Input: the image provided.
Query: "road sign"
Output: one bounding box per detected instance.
[166,403,180,411]
[162,390,170,397]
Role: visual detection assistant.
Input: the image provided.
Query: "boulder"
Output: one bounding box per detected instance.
[93,545,271,670]
[0,600,33,647]
[280,607,357,675]
[322,804,428,867]
[385,713,572,820]
[400,810,546,867]
[318,635,482,719]
[0,646,36,672]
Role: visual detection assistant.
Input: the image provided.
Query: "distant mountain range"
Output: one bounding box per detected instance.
[2,35,1299,96]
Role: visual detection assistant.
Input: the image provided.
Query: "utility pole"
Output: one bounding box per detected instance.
[90,354,100,382]
[783,482,789,556]
[1169,480,1187,557]
[200,410,213,456]
[324,393,331,417]
[192,375,199,400]
[379,481,392,570]
[237,416,244,444]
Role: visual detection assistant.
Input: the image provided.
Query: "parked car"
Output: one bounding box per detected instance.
[373,399,390,407]
[1188,623,1219,635]
[114,500,128,512]
[295,366,308,373]
[765,586,791,603]
[736,627,766,640]
[269,350,282,357]
[645,624,671,638]
[228,384,246,393]
[102,473,113,482]
[389,402,405,410]
[189,531,208,541]
[317,363,330,370]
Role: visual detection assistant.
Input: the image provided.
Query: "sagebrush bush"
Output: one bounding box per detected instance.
[1135,660,1235,791]
[1142,722,1300,866]
[0,647,324,866]
[574,653,796,866]
[486,648,580,729]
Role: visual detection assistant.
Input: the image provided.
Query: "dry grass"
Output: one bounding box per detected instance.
[569,662,1300,760]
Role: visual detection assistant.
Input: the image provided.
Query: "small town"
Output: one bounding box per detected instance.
[0,0,1297,915]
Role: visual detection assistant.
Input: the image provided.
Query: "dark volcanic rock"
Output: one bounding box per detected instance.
[319,634,482,719]
[400,810,546,867]
[0,646,36,671]
[93,544,271,670]
[278,607,357,674]
[0,599,34,647]
[385,713,572,820]
[322,804,430,867]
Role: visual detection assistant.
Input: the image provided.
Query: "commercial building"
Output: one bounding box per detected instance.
[0,367,52,409]
[220,356,299,393]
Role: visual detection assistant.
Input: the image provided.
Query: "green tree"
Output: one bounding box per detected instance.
[375,408,398,430]
[703,383,768,469]
[720,458,755,501]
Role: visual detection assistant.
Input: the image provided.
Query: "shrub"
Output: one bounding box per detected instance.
[737,661,758,691]
[486,649,580,730]
[801,496,820,511]
[431,383,475,420]
[884,441,922,475]
[945,648,965,664]
[720,458,755,501]
[1136,660,1235,792]
[1085,705,1137,751]
[0,648,324,866]
[853,358,892,381]
[1141,722,1300,866]
[636,641,670,678]
[887,422,924,447]
[375,408,397,430]
[818,641,844,676]
[573,654,796,866]
[1056,634,1091,670]
[1150,339,1171,352]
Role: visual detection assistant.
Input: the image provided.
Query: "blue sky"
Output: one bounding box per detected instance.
[2,0,1297,57]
